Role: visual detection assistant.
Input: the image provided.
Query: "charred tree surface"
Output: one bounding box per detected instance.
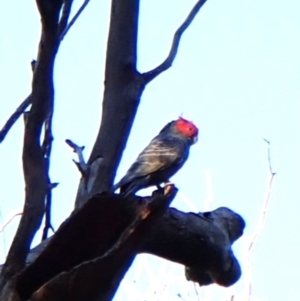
[141,207,245,286]
[15,191,244,300]
[17,186,178,301]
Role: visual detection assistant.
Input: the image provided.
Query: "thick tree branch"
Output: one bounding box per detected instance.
[0,0,64,289]
[15,191,244,300]
[28,186,177,301]
[74,0,145,208]
[142,0,207,84]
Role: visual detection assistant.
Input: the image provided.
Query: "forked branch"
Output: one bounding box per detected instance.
[65,139,88,175]
[0,0,92,145]
[59,0,91,41]
[58,0,74,36]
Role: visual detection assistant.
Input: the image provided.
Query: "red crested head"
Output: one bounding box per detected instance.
[174,117,198,144]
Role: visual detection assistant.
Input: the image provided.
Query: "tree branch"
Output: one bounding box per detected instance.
[0,0,64,289]
[74,0,144,208]
[58,0,74,36]
[40,109,55,242]
[59,0,91,42]
[15,191,244,300]
[41,183,58,241]
[29,186,177,301]
[65,139,88,176]
[246,139,276,300]
[0,97,31,144]
[142,0,207,84]
[0,0,89,145]
[0,213,23,234]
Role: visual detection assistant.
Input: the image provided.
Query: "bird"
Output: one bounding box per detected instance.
[113,117,198,196]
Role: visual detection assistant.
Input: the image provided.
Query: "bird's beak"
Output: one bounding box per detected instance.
[192,135,198,144]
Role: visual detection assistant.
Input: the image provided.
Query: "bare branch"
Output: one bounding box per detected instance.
[263,138,276,175]
[41,110,55,242]
[66,139,88,175]
[0,95,32,144]
[0,0,65,288]
[59,0,91,42]
[74,0,142,209]
[142,0,207,84]
[0,213,22,234]
[41,183,58,241]
[0,0,87,146]
[247,139,276,300]
[58,0,74,36]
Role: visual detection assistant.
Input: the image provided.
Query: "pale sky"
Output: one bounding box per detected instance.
[1,1,300,300]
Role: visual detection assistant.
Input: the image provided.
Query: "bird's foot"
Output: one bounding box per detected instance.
[163,180,173,187]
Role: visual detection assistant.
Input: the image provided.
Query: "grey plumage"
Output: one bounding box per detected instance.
[113,119,198,196]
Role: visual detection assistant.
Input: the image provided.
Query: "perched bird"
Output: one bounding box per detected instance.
[113,117,198,196]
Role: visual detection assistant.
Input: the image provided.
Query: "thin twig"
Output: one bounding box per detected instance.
[142,0,207,84]
[0,95,32,144]
[59,0,91,42]
[58,0,74,36]
[41,108,55,241]
[0,213,23,234]
[247,139,276,300]
[65,139,87,175]
[42,183,58,241]
[0,60,35,144]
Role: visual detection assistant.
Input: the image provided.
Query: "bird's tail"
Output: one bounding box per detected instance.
[113,181,138,197]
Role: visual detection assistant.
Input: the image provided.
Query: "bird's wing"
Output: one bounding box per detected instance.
[120,136,187,184]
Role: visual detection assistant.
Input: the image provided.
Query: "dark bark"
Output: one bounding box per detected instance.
[141,207,245,286]
[0,0,75,295]
[0,1,63,287]
[74,0,145,208]
[15,190,244,300]
[16,186,178,301]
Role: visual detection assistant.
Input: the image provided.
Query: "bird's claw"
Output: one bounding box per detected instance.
[163,181,173,187]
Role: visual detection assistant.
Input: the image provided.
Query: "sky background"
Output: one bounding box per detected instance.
[1,0,300,300]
